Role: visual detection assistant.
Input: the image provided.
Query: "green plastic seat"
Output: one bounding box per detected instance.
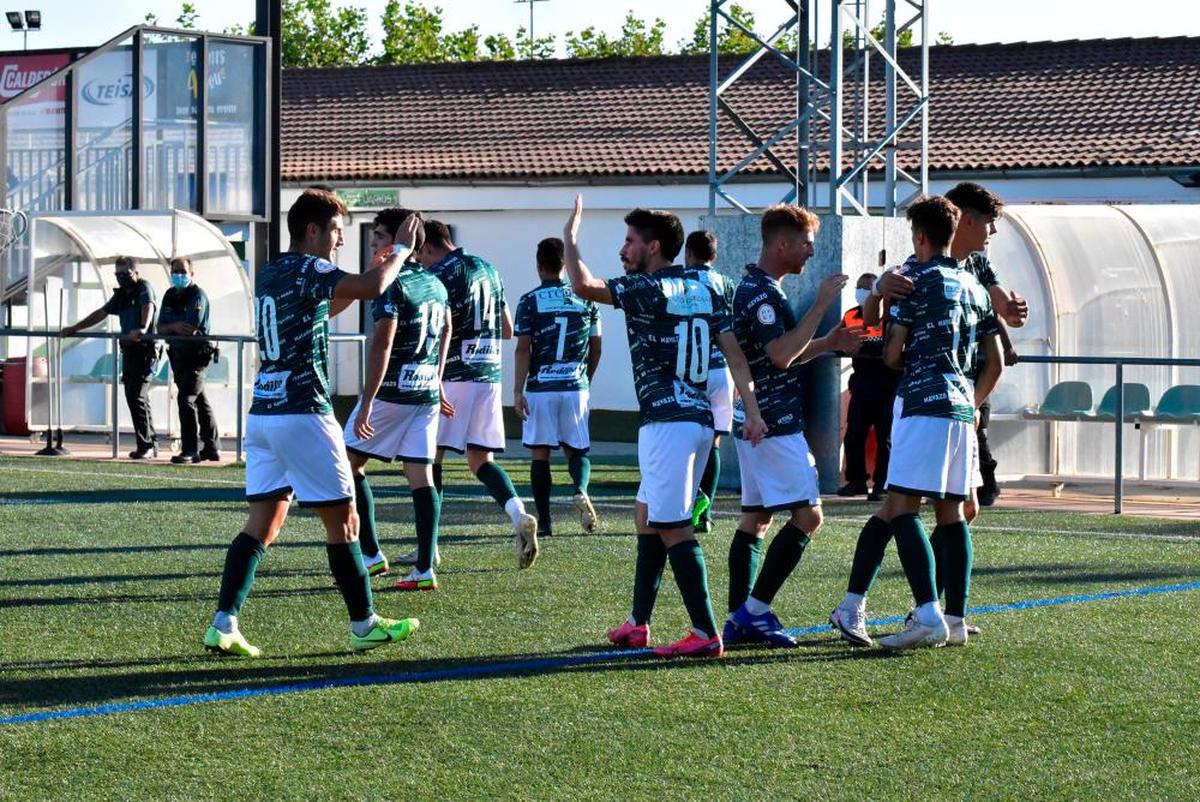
[1023,381,1093,420]
[1092,383,1151,421]
[1149,385,1200,422]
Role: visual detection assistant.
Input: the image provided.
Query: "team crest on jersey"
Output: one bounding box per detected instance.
[757,304,777,325]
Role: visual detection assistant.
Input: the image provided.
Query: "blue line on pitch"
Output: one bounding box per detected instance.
[3,580,1199,727]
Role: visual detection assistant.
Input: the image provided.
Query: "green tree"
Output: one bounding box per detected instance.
[280,0,370,67]
[143,2,198,28]
[680,3,758,55]
[565,11,667,59]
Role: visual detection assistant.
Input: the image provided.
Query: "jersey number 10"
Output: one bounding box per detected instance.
[257,295,281,361]
[675,319,710,383]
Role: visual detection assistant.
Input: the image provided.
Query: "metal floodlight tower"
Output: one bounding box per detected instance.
[707,0,929,217]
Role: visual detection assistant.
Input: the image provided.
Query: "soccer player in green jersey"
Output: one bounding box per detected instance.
[342,208,452,592]
[831,182,1023,646]
[723,206,861,648]
[563,195,768,658]
[683,230,736,534]
[203,189,423,657]
[868,196,1002,649]
[514,237,603,539]
[415,221,540,569]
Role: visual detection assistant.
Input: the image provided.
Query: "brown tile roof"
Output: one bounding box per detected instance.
[280,36,1200,183]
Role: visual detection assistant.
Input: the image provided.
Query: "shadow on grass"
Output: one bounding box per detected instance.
[0,637,890,714]
[1,488,245,505]
[870,562,1200,587]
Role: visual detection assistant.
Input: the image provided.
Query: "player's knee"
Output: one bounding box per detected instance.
[793,505,822,533]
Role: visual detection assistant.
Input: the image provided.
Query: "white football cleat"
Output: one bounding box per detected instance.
[829,605,872,647]
[878,616,948,650]
[944,615,969,646]
[394,546,442,568]
[514,512,539,569]
[574,492,599,533]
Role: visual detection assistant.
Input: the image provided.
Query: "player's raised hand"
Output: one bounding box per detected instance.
[877,270,915,300]
[354,400,375,440]
[1002,290,1028,328]
[564,194,583,242]
[742,412,769,446]
[816,273,849,306]
[394,213,422,252]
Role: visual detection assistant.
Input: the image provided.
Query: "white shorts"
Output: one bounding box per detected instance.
[886,398,976,501]
[522,390,590,452]
[344,398,439,464]
[707,367,734,435]
[736,432,821,512]
[438,381,505,453]
[635,421,713,529]
[245,412,354,506]
[971,430,983,491]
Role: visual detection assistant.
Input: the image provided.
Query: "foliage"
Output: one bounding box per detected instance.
[565,11,667,59]
[680,3,759,56]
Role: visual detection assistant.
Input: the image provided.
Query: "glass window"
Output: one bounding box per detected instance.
[142,33,200,211]
[205,41,263,216]
[74,38,135,210]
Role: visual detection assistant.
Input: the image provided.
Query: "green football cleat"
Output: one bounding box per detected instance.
[204,625,262,658]
[691,492,711,529]
[350,616,420,652]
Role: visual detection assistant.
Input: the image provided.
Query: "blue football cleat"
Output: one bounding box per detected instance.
[730,605,798,648]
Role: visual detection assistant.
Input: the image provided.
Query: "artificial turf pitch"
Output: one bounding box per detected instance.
[1,455,1198,800]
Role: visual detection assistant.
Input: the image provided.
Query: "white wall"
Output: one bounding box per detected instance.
[281,174,1200,410]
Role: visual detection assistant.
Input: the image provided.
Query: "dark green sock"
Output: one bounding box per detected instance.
[327,541,374,621]
[475,461,517,509]
[412,485,440,573]
[667,540,718,638]
[727,529,762,612]
[432,463,443,494]
[847,515,893,595]
[928,524,947,599]
[216,532,265,615]
[698,445,720,521]
[530,459,553,534]
[352,474,380,558]
[891,513,937,606]
[749,522,810,606]
[938,521,973,617]
[631,534,667,625]
[567,452,591,495]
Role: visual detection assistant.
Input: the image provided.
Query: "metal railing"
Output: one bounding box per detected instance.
[0,328,366,463]
[1017,355,1200,514]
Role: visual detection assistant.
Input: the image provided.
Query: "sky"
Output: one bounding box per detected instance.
[8,0,1200,55]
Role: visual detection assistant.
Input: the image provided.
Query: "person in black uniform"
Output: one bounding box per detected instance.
[837,272,901,501]
[63,255,159,459]
[159,256,221,464]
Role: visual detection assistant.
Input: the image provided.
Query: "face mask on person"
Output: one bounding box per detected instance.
[116,272,135,290]
[170,273,189,290]
[855,288,871,306]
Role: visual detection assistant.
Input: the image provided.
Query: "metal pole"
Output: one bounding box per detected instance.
[357,337,365,395]
[707,0,719,216]
[236,339,244,463]
[829,0,843,214]
[884,0,897,215]
[1114,361,1124,514]
[111,337,120,458]
[55,289,69,454]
